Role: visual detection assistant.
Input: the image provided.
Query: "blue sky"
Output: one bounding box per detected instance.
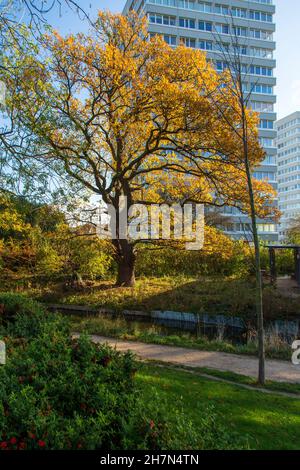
[47,0,299,120]
[274,0,300,119]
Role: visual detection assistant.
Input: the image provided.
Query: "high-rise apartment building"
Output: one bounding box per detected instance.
[123,0,277,241]
[276,112,300,240]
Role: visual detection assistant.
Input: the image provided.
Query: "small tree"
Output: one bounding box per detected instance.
[198,21,279,385]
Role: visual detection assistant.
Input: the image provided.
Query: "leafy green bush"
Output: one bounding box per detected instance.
[34,229,112,281]
[0,292,45,325]
[136,242,252,278]
[67,237,112,280]
[260,247,294,276]
[0,293,58,340]
[35,242,63,276]
[0,297,137,450]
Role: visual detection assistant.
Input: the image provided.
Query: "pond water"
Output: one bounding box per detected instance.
[123,310,300,344]
[51,304,300,345]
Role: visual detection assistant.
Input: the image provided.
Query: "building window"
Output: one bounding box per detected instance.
[259,138,275,147]
[252,84,273,94]
[214,23,229,35]
[231,7,247,18]
[149,13,176,26]
[178,0,195,10]
[249,10,272,22]
[249,65,273,76]
[150,32,177,46]
[260,119,274,130]
[249,29,273,41]
[249,47,273,59]
[199,21,212,31]
[253,171,276,181]
[251,102,274,112]
[257,224,276,233]
[198,2,212,13]
[199,40,213,51]
[233,26,247,37]
[179,17,196,28]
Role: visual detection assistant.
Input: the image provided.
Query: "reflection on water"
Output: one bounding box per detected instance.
[123,310,300,345]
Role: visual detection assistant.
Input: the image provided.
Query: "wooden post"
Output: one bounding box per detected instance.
[269,248,276,285]
[294,248,300,287]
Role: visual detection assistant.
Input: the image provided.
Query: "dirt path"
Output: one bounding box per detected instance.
[86,335,300,384]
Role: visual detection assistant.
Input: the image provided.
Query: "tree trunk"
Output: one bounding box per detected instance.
[241,111,265,386]
[115,240,136,287]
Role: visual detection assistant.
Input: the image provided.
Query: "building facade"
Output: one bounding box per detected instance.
[122,0,278,241]
[276,112,300,240]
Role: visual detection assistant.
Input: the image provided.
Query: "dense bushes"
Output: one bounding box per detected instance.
[0,224,112,284]
[136,243,296,279]
[0,334,136,450]
[1,194,297,283]
[0,295,137,450]
[0,292,44,318]
[260,247,295,276]
[136,231,252,278]
[0,193,112,283]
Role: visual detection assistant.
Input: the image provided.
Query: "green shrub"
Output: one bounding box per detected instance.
[0,293,56,340]
[260,247,294,276]
[0,313,137,450]
[0,292,45,325]
[136,242,252,278]
[35,242,63,276]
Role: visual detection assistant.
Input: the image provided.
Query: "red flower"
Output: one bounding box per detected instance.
[10,437,17,445]
[18,442,26,450]
[38,440,46,448]
[28,432,36,439]
[149,420,155,429]
[77,443,82,449]
[101,356,111,367]
[0,441,8,449]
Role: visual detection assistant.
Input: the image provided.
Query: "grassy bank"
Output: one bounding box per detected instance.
[71,314,292,361]
[4,276,299,321]
[137,364,300,450]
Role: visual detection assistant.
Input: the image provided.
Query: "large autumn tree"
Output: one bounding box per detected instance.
[2,11,276,286]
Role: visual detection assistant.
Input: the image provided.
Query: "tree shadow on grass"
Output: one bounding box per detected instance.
[37,276,298,320]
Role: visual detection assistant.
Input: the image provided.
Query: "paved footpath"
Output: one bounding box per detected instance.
[87,335,300,384]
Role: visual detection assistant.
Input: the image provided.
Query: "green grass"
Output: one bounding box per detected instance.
[137,364,300,450]
[71,314,292,361]
[147,362,300,395]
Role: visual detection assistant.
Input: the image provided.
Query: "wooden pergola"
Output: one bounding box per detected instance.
[266,245,300,287]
